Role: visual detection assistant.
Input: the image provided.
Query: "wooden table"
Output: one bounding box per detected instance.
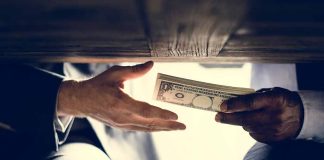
[1,0,323,63]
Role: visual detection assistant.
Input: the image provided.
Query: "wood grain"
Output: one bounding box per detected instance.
[1,0,324,63]
[219,0,324,63]
[0,0,150,58]
[144,0,247,57]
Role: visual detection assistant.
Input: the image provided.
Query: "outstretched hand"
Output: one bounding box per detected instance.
[58,61,186,132]
[215,87,303,143]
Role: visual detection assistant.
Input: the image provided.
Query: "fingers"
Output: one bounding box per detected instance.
[91,94,185,132]
[92,112,186,132]
[125,101,184,130]
[128,100,179,120]
[120,125,173,132]
[215,110,272,126]
[128,116,186,130]
[219,92,272,113]
[215,87,303,143]
[120,92,179,120]
[108,61,154,82]
[117,120,185,132]
[120,97,185,131]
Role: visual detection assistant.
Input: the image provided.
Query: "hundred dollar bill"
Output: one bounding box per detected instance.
[153,73,255,112]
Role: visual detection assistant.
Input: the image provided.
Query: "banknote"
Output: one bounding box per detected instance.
[153,73,255,112]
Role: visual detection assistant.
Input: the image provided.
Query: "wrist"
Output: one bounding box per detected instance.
[57,80,85,117]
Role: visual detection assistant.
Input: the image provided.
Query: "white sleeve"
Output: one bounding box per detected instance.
[297,91,324,142]
[53,82,75,145]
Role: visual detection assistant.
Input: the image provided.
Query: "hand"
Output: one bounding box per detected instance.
[215,87,303,143]
[58,61,186,132]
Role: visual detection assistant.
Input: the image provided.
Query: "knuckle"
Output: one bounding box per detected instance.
[272,87,289,96]
[272,87,284,92]
[240,95,255,110]
[276,114,286,124]
[265,90,280,103]
[285,91,301,108]
[272,88,292,106]
[273,118,282,125]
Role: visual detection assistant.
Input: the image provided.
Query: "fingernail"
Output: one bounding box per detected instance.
[215,114,221,122]
[173,123,186,130]
[220,101,228,112]
[135,61,153,69]
[169,113,178,120]
[178,124,186,130]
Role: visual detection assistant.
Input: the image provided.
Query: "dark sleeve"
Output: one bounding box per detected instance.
[0,64,63,159]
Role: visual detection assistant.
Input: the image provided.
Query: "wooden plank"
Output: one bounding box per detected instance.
[0,0,150,58]
[145,0,247,57]
[219,0,324,63]
[1,0,324,63]
[2,55,323,63]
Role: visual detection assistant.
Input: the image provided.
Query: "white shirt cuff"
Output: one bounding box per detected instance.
[54,81,75,145]
[297,91,324,142]
[54,116,74,133]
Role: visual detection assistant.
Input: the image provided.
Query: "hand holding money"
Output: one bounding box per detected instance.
[153,74,303,143]
[216,87,303,143]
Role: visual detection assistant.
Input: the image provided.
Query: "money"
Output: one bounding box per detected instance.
[153,73,255,112]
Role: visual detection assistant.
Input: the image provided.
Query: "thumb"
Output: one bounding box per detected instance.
[107,61,154,82]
